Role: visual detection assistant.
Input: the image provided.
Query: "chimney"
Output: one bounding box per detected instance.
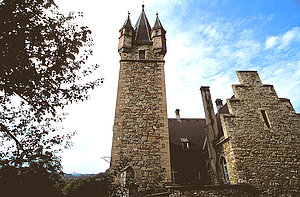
[175,109,181,122]
[215,99,223,111]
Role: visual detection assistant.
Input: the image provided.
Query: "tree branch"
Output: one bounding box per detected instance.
[0,123,24,152]
[9,86,56,114]
[0,123,33,167]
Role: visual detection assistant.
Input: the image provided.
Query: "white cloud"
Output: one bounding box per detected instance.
[265,27,300,50]
[204,25,222,40]
[164,17,265,119]
[278,27,300,49]
[265,36,278,49]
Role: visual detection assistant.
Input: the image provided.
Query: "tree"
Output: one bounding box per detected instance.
[0,0,100,195]
[61,174,115,197]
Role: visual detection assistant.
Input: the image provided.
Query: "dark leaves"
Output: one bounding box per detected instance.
[0,0,101,193]
[1,0,98,115]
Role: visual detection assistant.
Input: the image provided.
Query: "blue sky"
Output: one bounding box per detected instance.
[55,0,300,173]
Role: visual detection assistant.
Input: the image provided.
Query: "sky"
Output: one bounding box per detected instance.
[54,0,300,174]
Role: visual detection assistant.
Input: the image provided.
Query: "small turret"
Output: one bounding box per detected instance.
[151,13,167,55]
[118,12,133,53]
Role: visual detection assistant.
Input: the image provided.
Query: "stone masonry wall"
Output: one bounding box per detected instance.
[168,184,261,197]
[215,139,237,184]
[111,43,171,189]
[220,71,300,196]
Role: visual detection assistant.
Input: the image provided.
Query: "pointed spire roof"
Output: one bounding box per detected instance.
[134,5,152,42]
[153,13,164,30]
[122,11,132,29]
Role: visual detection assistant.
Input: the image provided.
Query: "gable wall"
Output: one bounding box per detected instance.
[220,71,300,195]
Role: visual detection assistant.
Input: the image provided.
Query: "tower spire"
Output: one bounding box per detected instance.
[134,3,152,42]
[121,11,132,28]
[153,12,164,29]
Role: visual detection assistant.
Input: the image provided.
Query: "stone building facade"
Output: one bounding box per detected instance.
[201,71,300,196]
[110,6,300,196]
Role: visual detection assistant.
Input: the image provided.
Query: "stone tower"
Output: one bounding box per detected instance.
[110,5,171,189]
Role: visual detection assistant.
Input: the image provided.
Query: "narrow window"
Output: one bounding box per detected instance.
[221,157,230,183]
[120,171,126,187]
[261,110,271,128]
[139,50,145,59]
[202,137,207,150]
[171,169,178,184]
[155,30,159,36]
[180,138,190,150]
[182,142,189,150]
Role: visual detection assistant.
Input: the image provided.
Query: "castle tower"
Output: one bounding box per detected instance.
[111,5,171,189]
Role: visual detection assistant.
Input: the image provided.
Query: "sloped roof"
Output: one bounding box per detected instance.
[168,118,208,184]
[123,12,132,28]
[153,13,165,30]
[168,118,206,152]
[134,5,152,42]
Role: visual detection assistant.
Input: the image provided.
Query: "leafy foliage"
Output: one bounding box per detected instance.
[0,155,63,197]
[61,174,115,197]
[0,0,100,195]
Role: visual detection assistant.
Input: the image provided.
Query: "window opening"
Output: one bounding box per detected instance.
[171,169,178,184]
[155,30,159,36]
[120,166,134,187]
[180,138,190,150]
[261,110,271,128]
[221,157,230,183]
[198,171,201,180]
[202,137,207,150]
[139,50,145,59]
[120,171,126,187]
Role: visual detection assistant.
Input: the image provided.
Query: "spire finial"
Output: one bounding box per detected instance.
[142,4,144,11]
[128,11,130,17]
[156,12,158,17]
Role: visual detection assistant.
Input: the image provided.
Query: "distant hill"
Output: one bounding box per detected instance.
[64,172,106,180]
[64,173,96,180]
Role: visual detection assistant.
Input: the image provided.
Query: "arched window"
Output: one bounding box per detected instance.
[221,157,230,184]
[120,166,134,187]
